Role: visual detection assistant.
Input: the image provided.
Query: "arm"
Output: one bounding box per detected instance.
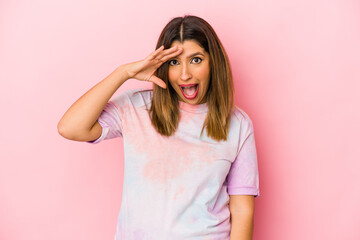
[57,64,130,142]
[57,45,183,142]
[229,195,255,240]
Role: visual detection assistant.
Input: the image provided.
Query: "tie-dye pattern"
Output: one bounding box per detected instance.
[87,88,260,240]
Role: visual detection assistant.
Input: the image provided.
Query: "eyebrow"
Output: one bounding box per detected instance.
[174,52,205,59]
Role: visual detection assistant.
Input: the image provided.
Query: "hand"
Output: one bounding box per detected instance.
[124,45,183,89]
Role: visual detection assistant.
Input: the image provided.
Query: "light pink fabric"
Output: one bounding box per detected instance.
[88,88,260,240]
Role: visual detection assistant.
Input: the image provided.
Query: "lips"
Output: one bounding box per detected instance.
[179,83,197,88]
[179,83,199,99]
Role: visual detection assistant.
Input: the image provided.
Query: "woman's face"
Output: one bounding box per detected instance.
[167,39,211,105]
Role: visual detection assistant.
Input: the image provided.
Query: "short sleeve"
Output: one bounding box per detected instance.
[87,101,123,144]
[226,120,260,197]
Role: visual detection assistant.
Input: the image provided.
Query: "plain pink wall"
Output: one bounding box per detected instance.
[1,0,359,239]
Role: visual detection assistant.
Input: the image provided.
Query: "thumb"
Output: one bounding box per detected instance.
[148,75,167,89]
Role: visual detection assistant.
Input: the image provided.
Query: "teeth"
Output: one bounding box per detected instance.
[182,85,196,89]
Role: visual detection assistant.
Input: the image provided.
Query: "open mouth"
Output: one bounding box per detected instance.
[180,84,199,99]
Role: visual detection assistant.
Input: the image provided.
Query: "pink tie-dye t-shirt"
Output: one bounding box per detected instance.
[87,88,260,240]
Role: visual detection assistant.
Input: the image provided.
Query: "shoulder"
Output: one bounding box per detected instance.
[129,87,153,102]
[110,87,153,109]
[232,105,256,155]
[232,105,255,132]
[232,105,254,126]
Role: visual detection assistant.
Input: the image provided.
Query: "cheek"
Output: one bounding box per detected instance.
[168,68,178,81]
[168,69,179,90]
[195,65,211,80]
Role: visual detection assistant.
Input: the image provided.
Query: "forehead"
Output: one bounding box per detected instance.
[170,40,206,53]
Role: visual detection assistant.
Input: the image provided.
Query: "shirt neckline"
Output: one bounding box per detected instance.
[178,100,208,113]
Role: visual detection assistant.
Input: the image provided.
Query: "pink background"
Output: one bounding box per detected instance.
[1,0,359,239]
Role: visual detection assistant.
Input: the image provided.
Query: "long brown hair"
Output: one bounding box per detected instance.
[135,15,234,141]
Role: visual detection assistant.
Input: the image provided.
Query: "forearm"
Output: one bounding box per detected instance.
[229,212,254,240]
[58,64,129,137]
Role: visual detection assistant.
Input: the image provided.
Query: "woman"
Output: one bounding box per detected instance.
[58,15,260,240]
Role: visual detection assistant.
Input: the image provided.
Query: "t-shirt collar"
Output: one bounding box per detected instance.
[178,100,208,113]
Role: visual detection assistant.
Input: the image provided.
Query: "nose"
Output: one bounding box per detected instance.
[180,64,192,81]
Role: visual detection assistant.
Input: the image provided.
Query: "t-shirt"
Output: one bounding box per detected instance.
[87,87,260,240]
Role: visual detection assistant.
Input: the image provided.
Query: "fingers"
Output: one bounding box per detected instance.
[148,45,165,59]
[150,45,182,63]
[156,45,182,61]
[159,47,183,62]
[147,75,167,89]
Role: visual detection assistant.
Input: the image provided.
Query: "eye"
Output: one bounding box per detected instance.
[168,59,178,66]
[191,57,202,64]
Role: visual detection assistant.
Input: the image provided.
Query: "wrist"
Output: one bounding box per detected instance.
[120,63,134,80]
[115,64,131,81]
